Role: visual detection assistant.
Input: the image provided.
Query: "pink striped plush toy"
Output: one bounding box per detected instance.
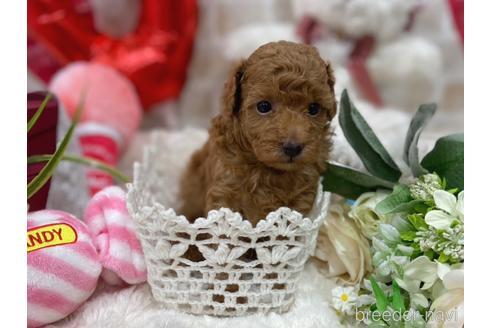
[50,62,142,195]
[27,186,146,327]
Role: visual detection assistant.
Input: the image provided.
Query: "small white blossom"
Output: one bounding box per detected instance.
[415,190,465,263]
[409,173,443,201]
[332,286,358,315]
[425,190,464,230]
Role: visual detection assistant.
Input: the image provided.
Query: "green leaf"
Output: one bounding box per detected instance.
[322,162,394,199]
[437,253,450,263]
[27,154,130,183]
[27,93,53,133]
[385,200,427,215]
[370,277,389,313]
[408,214,428,230]
[375,185,413,215]
[403,103,437,177]
[27,95,84,200]
[424,249,436,260]
[391,281,405,312]
[410,243,421,256]
[447,188,459,194]
[421,133,464,191]
[339,89,402,182]
[400,231,417,242]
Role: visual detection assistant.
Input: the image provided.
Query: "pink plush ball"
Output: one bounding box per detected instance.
[27,210,102,328]
[49,62,142,144]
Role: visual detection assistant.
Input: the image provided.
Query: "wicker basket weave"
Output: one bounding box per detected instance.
[127,131,330,316]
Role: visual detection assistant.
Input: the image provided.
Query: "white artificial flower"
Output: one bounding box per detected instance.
[436,261,452,280]
[425,190,464,230]
[396,256,438,309]
[332,286,358,315]
[349,191,390,239]
[395,276,429,309]
[314,203,372,284]
[404,256,438,290]
[428,265,464,328]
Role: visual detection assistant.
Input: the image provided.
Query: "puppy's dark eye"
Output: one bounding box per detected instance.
[256,101,272,114]
[308,103,321,116]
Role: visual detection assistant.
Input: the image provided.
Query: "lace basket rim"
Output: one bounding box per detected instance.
[126,136,330,234]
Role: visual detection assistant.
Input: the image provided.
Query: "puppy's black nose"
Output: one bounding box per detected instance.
[282,142,303,158]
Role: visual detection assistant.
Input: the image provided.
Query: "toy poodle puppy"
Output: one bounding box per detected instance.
[179,41,337,226]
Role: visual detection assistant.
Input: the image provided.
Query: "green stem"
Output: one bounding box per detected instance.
[27,93,52,133]
[27,95,85,199]
[27,154,130,184]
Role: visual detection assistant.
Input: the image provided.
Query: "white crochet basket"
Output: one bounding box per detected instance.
[127,131,330,316]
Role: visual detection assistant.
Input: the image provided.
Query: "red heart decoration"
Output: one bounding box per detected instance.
[27,0,198,109]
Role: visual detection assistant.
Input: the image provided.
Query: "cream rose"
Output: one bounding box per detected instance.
[314,203,372,284]
[349,191,390,239]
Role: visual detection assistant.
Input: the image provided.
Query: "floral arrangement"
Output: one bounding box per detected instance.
[317,91,464,327]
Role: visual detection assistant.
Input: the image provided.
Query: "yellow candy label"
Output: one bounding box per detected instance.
[27,223,78,253]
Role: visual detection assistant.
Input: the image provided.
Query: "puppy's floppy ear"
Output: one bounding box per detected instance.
[325,61,337,120]
[214,59,252,155]
[326,61,336,93]
[222,60,247,116]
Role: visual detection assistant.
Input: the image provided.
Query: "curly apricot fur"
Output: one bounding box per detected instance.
[179,41,337,226]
